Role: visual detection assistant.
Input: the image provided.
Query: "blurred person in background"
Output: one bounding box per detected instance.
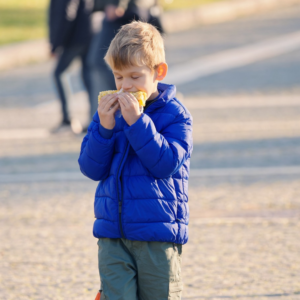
[87,0,164,122]
[49,0,93,133]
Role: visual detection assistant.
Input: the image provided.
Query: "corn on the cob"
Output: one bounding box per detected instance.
[98,90,147,107]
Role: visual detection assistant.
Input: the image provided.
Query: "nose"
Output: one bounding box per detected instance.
[122,79,132,91]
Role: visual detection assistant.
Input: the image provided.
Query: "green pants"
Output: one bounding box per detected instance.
[97,238,183,300]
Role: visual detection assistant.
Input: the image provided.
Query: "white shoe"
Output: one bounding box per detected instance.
[51,121,72,134]
[71,118,83,134]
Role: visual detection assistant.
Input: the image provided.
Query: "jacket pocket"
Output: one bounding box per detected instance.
[168,281,183,300]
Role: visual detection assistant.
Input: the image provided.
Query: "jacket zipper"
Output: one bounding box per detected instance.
[117,99,158,238]
[117,140,129,238]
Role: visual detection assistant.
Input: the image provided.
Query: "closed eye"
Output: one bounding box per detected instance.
[132,76,139,79]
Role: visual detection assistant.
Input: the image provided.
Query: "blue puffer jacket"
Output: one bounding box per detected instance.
[78,83,193,244]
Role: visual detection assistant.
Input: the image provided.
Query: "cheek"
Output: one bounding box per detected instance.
[139,77,152,90]
[145,78,156,93]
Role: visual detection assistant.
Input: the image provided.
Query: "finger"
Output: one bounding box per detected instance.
[102,95,119,111]
[106,97,119,112]
[118,98,126,111]
[118,95,129,108]
[109,102,120,114]
[98,94,111,109]
[99,93,117,107]
[125,93,138,103]
[123,93,139,108]
[107,102,116,112]
[117,94,126,104]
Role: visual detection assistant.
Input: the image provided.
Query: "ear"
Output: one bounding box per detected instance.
[155,63,168,81]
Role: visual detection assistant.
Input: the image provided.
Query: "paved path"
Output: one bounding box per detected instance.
[1,4,300,300]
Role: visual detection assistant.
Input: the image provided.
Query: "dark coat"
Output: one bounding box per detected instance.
[49,0,92,53]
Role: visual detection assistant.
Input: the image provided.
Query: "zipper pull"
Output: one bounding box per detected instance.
[119,202,122,213]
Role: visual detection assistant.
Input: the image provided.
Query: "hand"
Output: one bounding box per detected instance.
[118,93,141,126]
[98,94,120,129]
[105,5,125,21]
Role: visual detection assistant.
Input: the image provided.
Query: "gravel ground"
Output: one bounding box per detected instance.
[1,178,300,300]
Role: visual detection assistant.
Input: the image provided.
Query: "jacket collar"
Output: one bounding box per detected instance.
[144,83,176,113]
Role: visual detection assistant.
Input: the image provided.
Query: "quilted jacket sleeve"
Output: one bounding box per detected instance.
[124,110,193,179]
[78,116,115,181]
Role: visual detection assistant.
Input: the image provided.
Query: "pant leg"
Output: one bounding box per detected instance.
[53,46,82,122]
[80,45,93,117]
[86,19,119,120]
[134,241,183,300]
[97,238,139,300]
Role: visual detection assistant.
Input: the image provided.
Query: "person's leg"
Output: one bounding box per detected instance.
[86,20,119,120]
[134,241,183,300]
[53,47,81,123]
[80,44,95,124]
[80,45,92,97]
[97,238,138,300]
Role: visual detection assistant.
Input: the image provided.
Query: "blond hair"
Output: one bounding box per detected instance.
[104,21,165,71]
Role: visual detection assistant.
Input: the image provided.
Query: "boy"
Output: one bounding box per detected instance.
[78,21,193,300]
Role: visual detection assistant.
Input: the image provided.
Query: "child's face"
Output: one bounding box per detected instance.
[112,65,160,101]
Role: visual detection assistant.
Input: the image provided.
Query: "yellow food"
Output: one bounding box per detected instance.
[98,90,147,107]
